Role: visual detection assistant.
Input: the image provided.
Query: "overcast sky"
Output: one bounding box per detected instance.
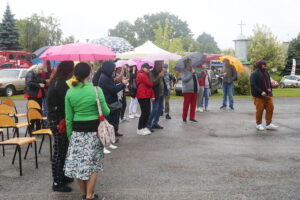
[1,0,299,50]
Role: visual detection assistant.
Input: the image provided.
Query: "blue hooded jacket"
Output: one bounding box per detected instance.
[99,61,125,104]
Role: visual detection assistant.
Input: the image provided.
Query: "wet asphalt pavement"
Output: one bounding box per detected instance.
[0,97,300,200]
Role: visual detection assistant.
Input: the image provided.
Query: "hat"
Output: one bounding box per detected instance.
[256,59,267,68]
[141,63,151,69]
[163,63,169,68]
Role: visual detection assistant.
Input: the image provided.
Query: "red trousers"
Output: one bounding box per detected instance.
[182,93,198,120]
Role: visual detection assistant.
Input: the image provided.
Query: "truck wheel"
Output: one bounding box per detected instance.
[5,86,15,96]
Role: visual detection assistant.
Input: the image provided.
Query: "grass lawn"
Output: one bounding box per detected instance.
[1,88,300,101]
[170,88,300,99]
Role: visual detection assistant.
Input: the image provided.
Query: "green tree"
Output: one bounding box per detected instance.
[109,12,191,47]
[196,32,220,54]
[134,12,191,45]
[16,14,63,51]
[62,35,75,44]
[168,38,183,53]
[108,21,137,47]
[153,20,171,50]
[181,36,201,52]
[0,5,20,50]
[248,24,286,72]
[284,33,300,75]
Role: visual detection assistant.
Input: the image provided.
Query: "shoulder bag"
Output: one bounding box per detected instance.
[94,86,116,147]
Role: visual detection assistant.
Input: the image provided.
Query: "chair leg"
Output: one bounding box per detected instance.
[12,146,18,164]
[13,128,19,138]
[34,141,38,169]
[18,146,22,176]
[24,143,31,160]
[1,133,4,156]
[24,127,28,137]
[6,128,9,139]
[49,135,53,161]
[39,135,45,154]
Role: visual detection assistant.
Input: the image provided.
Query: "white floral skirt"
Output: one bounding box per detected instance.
[64,131,104,180]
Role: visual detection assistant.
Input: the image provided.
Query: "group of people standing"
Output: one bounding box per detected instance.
[22,56,278,200]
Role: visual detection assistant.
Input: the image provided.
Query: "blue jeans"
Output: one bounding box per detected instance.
[42,97,49,126]
[222,82,234,107]
[202,88,210,108]
[147,95,164,128]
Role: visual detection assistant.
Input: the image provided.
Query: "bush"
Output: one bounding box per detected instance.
[234,72,250,95]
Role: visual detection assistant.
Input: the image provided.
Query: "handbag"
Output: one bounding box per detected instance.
[94,87,116,147]
[57,119,66,133]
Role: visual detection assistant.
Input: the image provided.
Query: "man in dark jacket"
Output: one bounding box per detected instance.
[250,59,278,131]
[220,59,237,110]
[99,61,128,137]
[147,61,165,130]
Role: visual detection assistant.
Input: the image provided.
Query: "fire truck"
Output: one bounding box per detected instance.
[0,51,34,69]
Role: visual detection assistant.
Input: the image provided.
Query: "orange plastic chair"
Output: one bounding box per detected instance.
[0,106,29,138]
[0,115,38,176]
[26,100,47,121]
[27,108,53,160]
[1,98,26,117]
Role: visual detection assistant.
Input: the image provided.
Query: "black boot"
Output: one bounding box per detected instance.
[166,114,171,120]
[63,176,74,184]
[52,182,72,192]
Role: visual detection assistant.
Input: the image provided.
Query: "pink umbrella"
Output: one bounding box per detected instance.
[39,43,116,61]
[131,59,154,70]
[115,60,128,68]
[143,53,181,61]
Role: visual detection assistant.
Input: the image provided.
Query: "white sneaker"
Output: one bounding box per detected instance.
[198,108,204,112]
[104,147,111,154]
[134,113,140,118]
[266,123,279,130]
[108,144,118,149]
[137,129,149,136]
[143,128,151,135]
[256,124,265,131]
[128,114,135,119]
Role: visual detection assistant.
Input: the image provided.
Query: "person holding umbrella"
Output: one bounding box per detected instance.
[250,59,278,131]
[220,58,237,110]
[181,58,199,123]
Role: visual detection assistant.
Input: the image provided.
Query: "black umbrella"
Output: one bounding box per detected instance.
[33,46,51,57]
[174,52,206,72]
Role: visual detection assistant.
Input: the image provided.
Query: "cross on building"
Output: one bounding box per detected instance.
[238,21,246,36]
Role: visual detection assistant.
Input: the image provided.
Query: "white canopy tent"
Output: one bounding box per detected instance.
[117,40,173,59]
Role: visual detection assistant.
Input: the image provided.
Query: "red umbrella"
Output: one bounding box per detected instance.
[40,43,116,61]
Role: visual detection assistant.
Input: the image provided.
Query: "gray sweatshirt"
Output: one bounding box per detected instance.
[181,68,199,93]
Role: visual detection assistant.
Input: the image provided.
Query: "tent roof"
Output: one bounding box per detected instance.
[117,41,170,59]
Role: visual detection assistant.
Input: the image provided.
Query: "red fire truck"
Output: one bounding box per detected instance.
[0,51,34,69]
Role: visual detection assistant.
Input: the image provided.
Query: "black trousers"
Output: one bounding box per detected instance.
[120,95,127,120]
[50,121,69,185]
[106,109,121,135]
[138,98,151,129]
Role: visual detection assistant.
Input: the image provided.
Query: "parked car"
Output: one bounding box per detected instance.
[280,75,300,88]
[174,70,218,96]
[270,77,279,88]
[0,69,28,96]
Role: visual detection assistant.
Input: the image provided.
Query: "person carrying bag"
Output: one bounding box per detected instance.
[94,86,116,147]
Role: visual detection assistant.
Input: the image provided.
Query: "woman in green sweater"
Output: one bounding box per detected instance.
[64,63,110,200]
